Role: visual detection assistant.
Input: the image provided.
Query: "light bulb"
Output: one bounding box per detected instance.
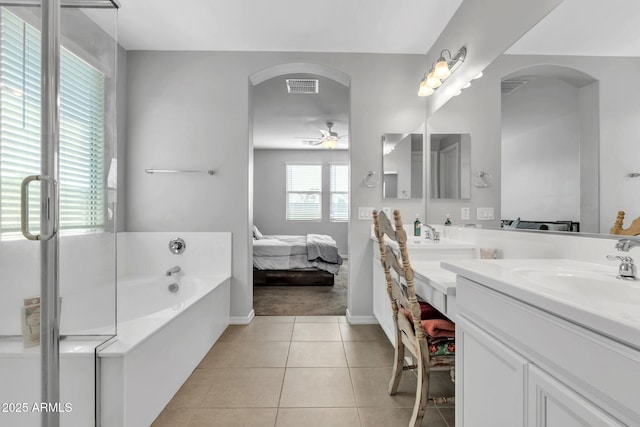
[418,78,434,96]
[426,71,442,88]
[433,59,451,79]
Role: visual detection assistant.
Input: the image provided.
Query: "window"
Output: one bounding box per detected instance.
[330,163,349,222]
[286,164,322,221]
[0,8,105,239]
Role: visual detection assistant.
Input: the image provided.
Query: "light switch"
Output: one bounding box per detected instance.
[461,207,470,220]
[477,207,494,220]
[358,207,375,220]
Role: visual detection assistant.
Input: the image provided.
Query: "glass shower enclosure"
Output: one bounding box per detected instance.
[0,1,118,426]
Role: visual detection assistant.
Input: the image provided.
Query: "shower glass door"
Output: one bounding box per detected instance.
[0,1,118,426]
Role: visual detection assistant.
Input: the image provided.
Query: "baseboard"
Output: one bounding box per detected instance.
[345,309,378,324]
[230,309,255,325]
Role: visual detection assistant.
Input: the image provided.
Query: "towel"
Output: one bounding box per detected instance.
[421,318,455,338]
[400,301,447,323]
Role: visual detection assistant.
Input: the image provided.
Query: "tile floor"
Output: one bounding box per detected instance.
[152,316,455,427]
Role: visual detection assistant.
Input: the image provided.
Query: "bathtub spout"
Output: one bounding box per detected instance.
[166,266,181,276]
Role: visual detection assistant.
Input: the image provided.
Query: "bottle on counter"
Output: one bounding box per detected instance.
[414,214,422,236]
[445,214,452,226]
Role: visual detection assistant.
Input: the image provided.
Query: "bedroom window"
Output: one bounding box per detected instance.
[286,163,322,221]
[0,8,105,240]
[330,163,349,222]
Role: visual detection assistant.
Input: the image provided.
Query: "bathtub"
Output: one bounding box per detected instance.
[99,273,230,427]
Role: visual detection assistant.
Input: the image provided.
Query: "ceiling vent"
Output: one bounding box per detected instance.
[286,78,319,94]
[501,80,528,96]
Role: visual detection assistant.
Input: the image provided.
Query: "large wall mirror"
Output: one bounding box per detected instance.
[382,133,423,199]
[426,0,640,237]
[430,133,471,200]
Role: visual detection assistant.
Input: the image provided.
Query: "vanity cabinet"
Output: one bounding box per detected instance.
[455,276,636,426]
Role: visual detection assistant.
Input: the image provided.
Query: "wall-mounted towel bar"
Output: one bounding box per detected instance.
[145,169,215,175]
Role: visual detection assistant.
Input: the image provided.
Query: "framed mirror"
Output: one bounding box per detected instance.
[382,133,423,199]
[430,133,471,199]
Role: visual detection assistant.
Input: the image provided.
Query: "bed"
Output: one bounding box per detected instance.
[252,227,343,286]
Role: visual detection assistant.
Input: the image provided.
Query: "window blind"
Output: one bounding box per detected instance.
[330,163,349,222]
[0,8,105,239]
[286,163,322,221]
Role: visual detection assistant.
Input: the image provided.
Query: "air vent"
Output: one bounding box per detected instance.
[286,79,319,94]
[501,80,528,96]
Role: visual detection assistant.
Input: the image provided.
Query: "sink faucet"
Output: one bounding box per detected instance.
[615,238,640,252]
[607,255,636,280]
[422,224,437,240]
[166,265,181,276]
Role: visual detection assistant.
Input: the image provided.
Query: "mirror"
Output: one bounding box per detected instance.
[430,133,471,199]
[426,0,640,236]
[382,133,423,199]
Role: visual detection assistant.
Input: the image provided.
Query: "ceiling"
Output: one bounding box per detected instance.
[116,0,463,54]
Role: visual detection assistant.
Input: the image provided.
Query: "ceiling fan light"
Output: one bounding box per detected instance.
[433,59,451,79]
[426,71,442,88]
[322,136,338,149]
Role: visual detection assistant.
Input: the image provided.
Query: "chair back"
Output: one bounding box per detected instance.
[372,210,425,339]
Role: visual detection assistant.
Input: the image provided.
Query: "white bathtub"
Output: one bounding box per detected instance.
[99,272,230,427]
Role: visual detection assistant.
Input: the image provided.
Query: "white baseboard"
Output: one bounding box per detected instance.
[230,309,255,325]
[345,309,378,324]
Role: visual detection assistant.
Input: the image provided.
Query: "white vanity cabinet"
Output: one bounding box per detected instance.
[453,274,638,427]
[371,234,475,343]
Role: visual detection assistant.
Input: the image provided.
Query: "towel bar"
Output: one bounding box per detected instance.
[145,169,215,175]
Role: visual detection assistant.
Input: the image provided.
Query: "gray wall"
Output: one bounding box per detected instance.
[253,149,349,256]
[427,54,640,234]
[124,51,427,320]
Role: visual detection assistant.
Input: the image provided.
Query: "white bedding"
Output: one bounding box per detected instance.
[253,234,342,275]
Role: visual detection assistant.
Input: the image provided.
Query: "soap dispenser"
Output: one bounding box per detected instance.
[445,214,452,226]
[414,214,421,236]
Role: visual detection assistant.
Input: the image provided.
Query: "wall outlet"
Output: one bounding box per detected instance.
[358,207,375,220]
[477,207,495,220]
[461,207,470,220]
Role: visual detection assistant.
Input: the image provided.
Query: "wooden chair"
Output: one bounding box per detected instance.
[373,209,455,427]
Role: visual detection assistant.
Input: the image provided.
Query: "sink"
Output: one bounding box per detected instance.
[511,266,640,305]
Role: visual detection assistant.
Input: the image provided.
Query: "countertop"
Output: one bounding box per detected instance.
[412,260,457,295]
[441,259,640,349]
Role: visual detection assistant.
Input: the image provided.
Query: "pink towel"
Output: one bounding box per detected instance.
[421,319,455,338]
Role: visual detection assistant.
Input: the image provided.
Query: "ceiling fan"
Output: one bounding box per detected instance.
[298,121,348,149]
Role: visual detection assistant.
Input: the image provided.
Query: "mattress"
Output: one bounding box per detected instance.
[253,234,342,275]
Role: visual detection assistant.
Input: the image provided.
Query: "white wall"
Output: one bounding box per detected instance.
[124,51,427,321]
[253,149,349,256]
[501,77,580,222]
[427,54,640,234]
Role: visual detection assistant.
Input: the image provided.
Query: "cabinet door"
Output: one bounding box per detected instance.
[528,365,624,427]
[456,315,528,427]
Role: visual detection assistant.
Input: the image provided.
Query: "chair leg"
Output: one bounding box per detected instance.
[388,330,404,395]
[409,353,429,427]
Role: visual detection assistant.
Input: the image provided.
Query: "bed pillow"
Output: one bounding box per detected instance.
[253,225,264,240]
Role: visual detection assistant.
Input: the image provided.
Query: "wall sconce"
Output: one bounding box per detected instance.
[418,46,467,97]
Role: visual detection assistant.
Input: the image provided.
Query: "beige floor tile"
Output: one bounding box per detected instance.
[337,316,348,323]
[166,370,218,409]
[339,323,388,341]
[188,408,278,427]
[294,315,339,323]
[198,341,290,368]
[252,315,296,323]
[287,341,347,367]
[350,367,418,408]
[291,322,342,341]
[217,325,246,342]
[275,408,360,427]
[343,341,395,367]
[200,368,285,408]
[152,407,195,426]
[279,367,356,407]
[436,406,455,427]
[358,407,448,427]
[238,322,295,341]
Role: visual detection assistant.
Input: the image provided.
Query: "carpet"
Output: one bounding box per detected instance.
[253,261,348,316]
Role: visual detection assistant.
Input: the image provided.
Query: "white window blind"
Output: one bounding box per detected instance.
[0,8,105,239]
[330,163,349,222]
[286,164,322,221]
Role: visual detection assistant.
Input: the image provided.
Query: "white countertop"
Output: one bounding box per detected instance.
[412,260,457,295]
[441,259,640,349]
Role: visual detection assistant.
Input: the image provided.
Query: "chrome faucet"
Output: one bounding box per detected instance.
[422,224,438,241]
[166,265,181,276]
[615,238,640,252]
[607,255,636,280]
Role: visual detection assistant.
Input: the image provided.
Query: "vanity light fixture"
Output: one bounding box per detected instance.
[418,46,467,97]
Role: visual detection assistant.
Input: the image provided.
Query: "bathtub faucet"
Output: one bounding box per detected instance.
[166,265,181,276]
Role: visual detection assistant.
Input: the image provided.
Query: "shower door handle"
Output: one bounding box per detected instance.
[20,175,58,241]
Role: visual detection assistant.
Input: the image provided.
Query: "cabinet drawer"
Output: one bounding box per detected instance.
[414,279,446,313]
